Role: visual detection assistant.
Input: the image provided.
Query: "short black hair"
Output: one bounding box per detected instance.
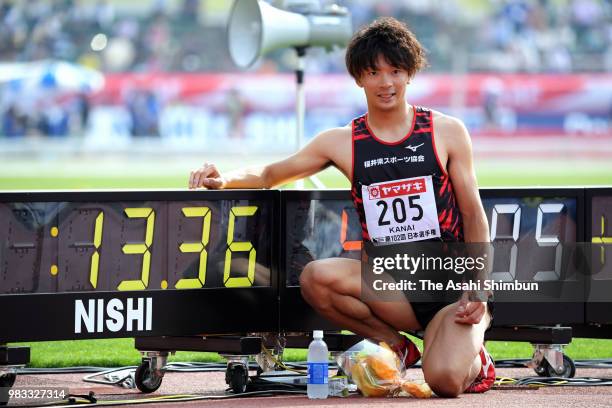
[345,17,427,80]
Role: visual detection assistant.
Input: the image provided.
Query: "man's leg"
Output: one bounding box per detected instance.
[421,302,491,397]
[299,258,422,346]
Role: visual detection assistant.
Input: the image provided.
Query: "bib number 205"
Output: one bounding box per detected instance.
[376,196,423,226]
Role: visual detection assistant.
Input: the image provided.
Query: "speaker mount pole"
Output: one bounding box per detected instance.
[293,46,325,189]
[294,46,307,153]
[294,46,306,189]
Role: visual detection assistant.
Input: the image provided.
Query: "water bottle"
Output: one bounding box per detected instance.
[307,330,329,399]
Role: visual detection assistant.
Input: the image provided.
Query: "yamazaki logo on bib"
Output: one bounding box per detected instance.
[367,178,426,200]
[362,176,441,245]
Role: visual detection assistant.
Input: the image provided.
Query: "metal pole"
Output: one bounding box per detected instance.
[294,47,306,189]
[295,47,307,152]
[294,47,325,189]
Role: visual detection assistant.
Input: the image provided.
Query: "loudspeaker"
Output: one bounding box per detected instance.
[228,0,351,68]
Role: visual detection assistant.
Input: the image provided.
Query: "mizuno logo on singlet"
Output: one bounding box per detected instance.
[404,143,424,152]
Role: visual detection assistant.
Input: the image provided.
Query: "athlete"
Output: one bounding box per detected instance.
[189,17,494,397]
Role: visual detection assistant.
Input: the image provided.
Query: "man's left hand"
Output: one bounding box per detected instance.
[454,291,487,325]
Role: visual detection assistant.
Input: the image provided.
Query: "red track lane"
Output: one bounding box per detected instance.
[9,367,612,408]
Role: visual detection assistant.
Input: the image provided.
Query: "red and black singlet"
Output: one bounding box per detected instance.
[350,106,464,243]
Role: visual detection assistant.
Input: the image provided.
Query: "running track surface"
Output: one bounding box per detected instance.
[9,367,612,408]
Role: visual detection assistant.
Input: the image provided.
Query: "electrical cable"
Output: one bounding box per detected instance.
[494,376,612,388]
[15,358,612,375]
[573,359,612,369]
[494,358,612,369]
[17,367,120,374]
[258,345,306,374]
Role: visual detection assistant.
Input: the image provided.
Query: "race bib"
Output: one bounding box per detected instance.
[361,176,441,245]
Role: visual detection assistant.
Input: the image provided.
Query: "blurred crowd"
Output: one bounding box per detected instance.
[0,0,610,138]
[0,0,228,73]
[0,0,610,74]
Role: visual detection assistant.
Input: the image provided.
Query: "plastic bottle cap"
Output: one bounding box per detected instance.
[313,330,323,339]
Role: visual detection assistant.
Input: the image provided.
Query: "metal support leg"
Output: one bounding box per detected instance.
[223,355,250,394]
[134,351,169,393]
[528,344,575,377]
[141,351,169,375]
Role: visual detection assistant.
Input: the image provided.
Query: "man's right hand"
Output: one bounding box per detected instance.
[189,163,226,189]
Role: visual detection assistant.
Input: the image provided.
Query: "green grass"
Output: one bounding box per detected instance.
[1,156,611,190]
[0,177,186,190]
[12,339,221,368]
[3,155,612,367]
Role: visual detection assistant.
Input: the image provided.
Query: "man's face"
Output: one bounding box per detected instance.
[356,55,410,111]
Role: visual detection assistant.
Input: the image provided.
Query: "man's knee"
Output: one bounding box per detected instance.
[423,363,465,398]
[300,261,324,290]
[299,261,314,287]
[299,261,332,310]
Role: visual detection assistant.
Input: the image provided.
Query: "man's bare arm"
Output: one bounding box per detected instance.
[443,117,489,243]
[437,115,491,325]
[188,128,347,189]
